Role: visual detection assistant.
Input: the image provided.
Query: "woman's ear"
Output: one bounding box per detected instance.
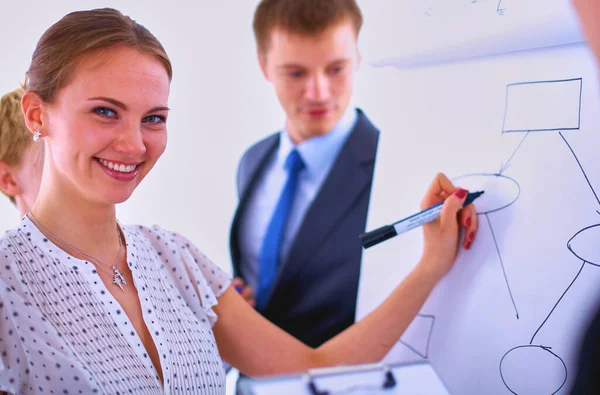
[21,91,45,138]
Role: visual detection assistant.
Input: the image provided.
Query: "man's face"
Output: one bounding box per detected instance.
[260,20,360,144]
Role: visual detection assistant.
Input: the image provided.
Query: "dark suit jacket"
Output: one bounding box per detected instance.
[229,108,380,348]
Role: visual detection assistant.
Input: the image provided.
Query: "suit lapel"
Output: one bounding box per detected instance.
[238,135,280,198]
[269,111,379,299]
[230,134,280,276]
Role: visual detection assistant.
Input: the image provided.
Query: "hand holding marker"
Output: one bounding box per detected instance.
[359,191,484,249]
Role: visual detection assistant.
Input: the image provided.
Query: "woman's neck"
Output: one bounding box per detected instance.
[29,176,121,264]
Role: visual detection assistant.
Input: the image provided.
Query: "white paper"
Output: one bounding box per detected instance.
[354,42,600,395]
[356,0,584,68]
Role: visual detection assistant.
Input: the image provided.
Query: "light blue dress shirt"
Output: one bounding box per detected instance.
[238,107,359,290]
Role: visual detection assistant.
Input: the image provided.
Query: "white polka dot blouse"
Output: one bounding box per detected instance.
[0,216,232,394]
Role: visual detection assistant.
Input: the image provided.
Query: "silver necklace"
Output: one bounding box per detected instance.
[27,212,128,292]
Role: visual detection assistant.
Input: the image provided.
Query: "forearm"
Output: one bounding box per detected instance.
[313,262,440,367]
[213,287,318,377]
[215,259,443,377]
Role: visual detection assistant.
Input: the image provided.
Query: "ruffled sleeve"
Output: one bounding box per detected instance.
[172,231,232,326]
[137,225,232,327]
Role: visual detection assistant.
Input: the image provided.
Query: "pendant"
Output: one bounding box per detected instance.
[112,265,127,292]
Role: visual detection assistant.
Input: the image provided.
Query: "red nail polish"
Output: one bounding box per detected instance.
[455,189,467,199]
[465,241,472,250]
[466,217,472,227]
[468,232,475,241]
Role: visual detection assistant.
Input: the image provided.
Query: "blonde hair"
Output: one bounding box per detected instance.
[0,88,30,204]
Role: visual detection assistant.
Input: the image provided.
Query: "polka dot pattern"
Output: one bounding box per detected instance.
[0,217,231,394]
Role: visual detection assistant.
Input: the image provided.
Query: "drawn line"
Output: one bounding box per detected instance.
[530,261,586,345]
[578,76,583,130]
[506,77,583,87]
[398,340,427,359]
[504,127,579,134]
[500,344,568,395]
[559,132,600,207]
[422,314,435,357]
[496,0,506,14]
[567,224,600,266]
[499,132,530,174]
[452,173,521,215]
[485,213,519,319]
[397,314,435,359]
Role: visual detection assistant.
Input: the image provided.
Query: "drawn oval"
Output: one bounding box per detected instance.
[452,173,521,215]
[499,345,567,395]
[567,224,600,266]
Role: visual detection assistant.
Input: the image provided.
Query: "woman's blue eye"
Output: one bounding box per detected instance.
[143,115,166,124]
[94,107,116,118]
[289,71,303,78]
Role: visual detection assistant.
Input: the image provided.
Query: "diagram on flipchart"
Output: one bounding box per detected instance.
[422,0,510,18]
[391,77,599,394]
[357,0,583,69]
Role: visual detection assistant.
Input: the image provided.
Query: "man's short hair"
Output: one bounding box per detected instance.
[253,0,363,55]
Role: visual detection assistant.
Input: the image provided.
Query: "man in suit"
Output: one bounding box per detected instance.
[229,0,379,349]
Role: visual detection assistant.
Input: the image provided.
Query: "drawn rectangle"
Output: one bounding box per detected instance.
[502,78,582,133]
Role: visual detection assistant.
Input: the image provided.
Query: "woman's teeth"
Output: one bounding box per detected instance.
[98,159,137,173]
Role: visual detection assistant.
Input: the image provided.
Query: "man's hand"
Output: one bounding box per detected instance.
[231,277,256,308]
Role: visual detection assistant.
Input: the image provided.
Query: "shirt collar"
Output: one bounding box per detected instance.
[278,106,358,179]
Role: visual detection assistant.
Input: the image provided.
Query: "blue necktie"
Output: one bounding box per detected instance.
[256,149,305,312]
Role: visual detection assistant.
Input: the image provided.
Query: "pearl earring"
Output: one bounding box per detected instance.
[33,131,41,142]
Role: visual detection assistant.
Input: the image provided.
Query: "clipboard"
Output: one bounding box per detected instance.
[237,361,451,395]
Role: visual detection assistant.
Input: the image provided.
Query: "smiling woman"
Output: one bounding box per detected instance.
[0,5,478,395]
[23,45,170,205]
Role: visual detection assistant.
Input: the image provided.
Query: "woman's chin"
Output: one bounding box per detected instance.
[92,189,137,206]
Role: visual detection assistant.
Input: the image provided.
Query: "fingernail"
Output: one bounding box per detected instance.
[455,189,467,199]
[468,232,475,241]
[465,241,472,250]
[235,286,243,293]
[465,217,472,227]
